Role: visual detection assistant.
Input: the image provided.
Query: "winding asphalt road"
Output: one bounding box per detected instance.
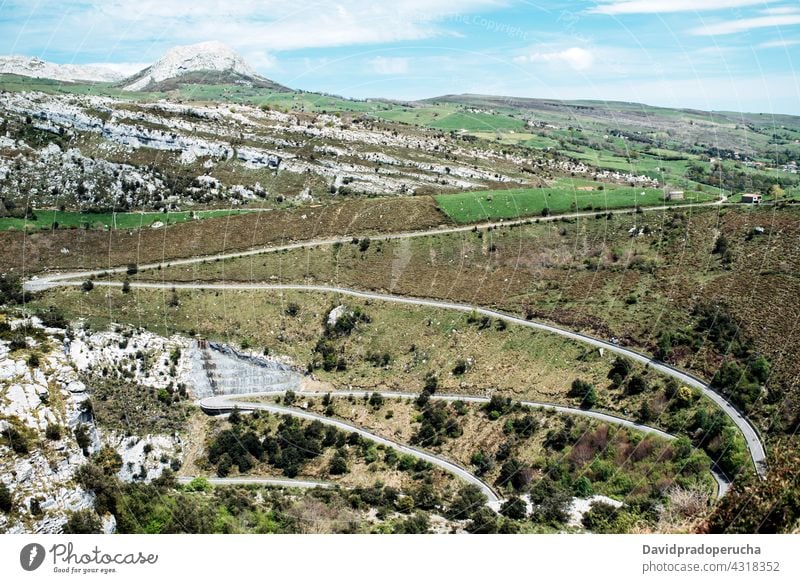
[64,278,766,479]
[23,201,723,290]
[21,196,760,487]
[199,394,502,503]
[200,389,730,498]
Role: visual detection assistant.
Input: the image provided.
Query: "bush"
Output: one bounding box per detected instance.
[329,454,349,475]
[581,502,621,533]
[573,476,593,497]
[63,509,103,534]
[452,359,468,375]
[394,512,430,534]
[74,424,92,455]
[45,423,63,440]
[0,482,12,512]
[499,459,532,491]
[447,485,487,520]
[570,379,597,409]
[185,477,212,492]
[471,450,494,476]
[37,306,68,328]
[468,507,500,533]
[81,280,94,292]
[500,496,528,520]
[625,374,648,395]
[2,425,30,454]
[484,394,512,418]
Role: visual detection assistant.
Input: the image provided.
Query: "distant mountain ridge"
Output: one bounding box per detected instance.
[119,41,289,92]
[0,55,125,83]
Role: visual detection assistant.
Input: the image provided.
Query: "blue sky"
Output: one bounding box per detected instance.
[1,0,799,113]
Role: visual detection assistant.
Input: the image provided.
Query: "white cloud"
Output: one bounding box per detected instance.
[758,38,800,47]
[515,47,595,71]
[84,0,503,51]
[762,6,800,15]
[591,0,775,15]
[369,57,410,75]
[691,12,800,35]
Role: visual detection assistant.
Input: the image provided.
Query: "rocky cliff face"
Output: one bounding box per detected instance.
[0,316,187,533]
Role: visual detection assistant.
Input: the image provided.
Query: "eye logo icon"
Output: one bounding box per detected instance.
[20,543,46,571]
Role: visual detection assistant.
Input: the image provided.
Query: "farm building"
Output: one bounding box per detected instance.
[665,190,684,201]
[741,193,763,204]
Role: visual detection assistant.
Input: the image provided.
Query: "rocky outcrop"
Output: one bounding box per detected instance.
[0,318,188,533]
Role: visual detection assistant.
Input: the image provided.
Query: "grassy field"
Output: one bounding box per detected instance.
[372,105,527,132]
[0,208,259,231]
[0,196,449,274]
[435,182,715,223]
[32,286,621,403]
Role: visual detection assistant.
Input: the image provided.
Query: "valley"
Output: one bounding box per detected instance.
[1,39,799,536]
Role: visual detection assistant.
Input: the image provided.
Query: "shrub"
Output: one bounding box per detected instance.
[0,273,24,305]
[394,512,430,534]
[570,379,597,408]
[74,424,92,455]
[63,509,103,534]
[500,496,528,520]
[2,425,30,454]
[0,482,12,512]
[81,280,94,293]
[37,306,68,328]
[452,359,468,375]
[329,454,349,475]
[625,374,648,395]
[582,502,621,533]
[45,423,63,440]
[468,507,500,533]
[484,394,512,418]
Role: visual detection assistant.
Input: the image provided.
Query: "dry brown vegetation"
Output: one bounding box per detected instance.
[142,205,800,434]
[0,195,449,274]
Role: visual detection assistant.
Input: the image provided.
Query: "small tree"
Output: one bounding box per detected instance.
[329,454,349,475]
[625,374,648,395]
[121,279,131,294]
[582,386,598,409]
[500,496,528,520]
[81,280,94,293]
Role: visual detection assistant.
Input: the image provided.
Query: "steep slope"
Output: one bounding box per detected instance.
[0,56,125,83]
[121,41,289,92]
